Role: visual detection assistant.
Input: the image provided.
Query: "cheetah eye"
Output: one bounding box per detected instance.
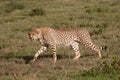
[28,33,31,36]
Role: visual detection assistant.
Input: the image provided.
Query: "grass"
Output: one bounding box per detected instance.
[4,1,25,13]
[0,0,120,80]
[29,8,45,16]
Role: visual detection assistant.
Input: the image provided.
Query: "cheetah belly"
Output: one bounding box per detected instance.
[56,39,74,46]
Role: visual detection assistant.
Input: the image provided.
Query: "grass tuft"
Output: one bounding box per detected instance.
[29,8,45,16]
[82,56,120,77]
[4,1,24,13]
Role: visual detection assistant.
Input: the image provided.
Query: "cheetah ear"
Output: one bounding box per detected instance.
[34,30,39,34]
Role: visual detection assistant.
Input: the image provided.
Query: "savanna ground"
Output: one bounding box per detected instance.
[0,0,120,80]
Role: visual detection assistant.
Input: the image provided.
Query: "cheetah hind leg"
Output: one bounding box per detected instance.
[84,42,102,59]
[71,42,81,60]
[73,51,80,60]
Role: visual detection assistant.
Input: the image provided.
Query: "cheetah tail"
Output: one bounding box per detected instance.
[100,46,107,51]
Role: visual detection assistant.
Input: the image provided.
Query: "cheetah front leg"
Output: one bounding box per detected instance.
[71,42,81,60]
[31,46,47,63]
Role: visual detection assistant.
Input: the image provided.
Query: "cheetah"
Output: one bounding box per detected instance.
[28,27,106,64]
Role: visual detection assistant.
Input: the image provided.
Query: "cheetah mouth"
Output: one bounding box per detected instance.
[29,37,34,41]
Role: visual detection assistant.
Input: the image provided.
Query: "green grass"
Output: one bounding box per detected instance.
[0,0,120,80]
[29,8,46,16]
[3,1,25,13]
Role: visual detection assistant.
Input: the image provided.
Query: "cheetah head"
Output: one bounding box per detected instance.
[28,30,40,41]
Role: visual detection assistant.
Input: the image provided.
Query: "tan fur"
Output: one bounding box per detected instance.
[28,27,104,64]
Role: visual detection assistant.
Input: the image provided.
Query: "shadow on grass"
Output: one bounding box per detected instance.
[0,53,97,64]
[24,54,97,63]
[22,54,73,64]
[80,54,97,58]
[0,54,71,64]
